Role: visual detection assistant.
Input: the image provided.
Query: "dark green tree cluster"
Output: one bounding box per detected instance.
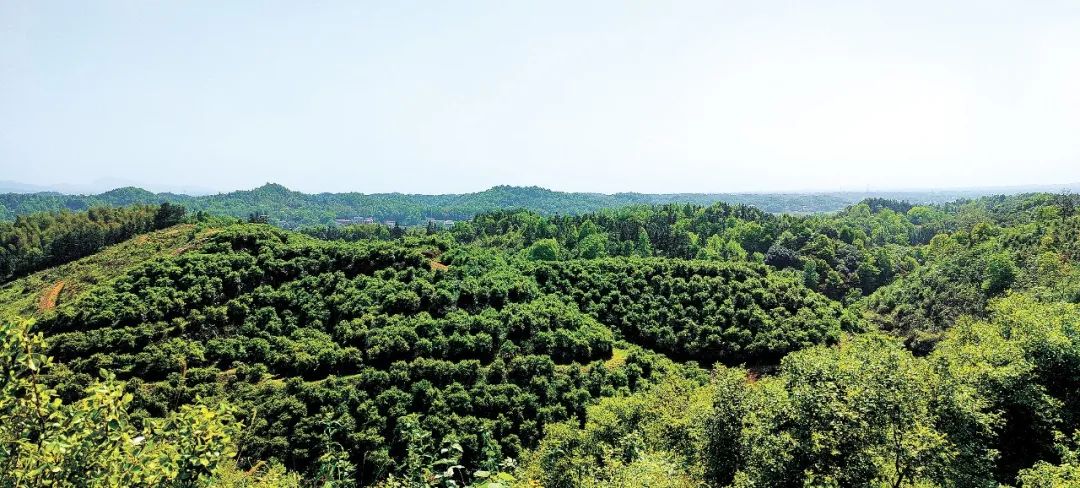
[300,223,393,241]
[531,258,854,364]
[0,320,304,487]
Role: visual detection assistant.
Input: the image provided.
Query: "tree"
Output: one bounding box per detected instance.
[1056,191,1076,223]
[983,252,1017,295]
[0,205,185,282]
[248,212,270,224]
[932,295,1080,482]
[577,233,608,259]
[802,259,821,290]
[732,335,953,487]
[763,243,800,270]
[526,239,561,261]
[154,202,187,228]
[634,228,653,257]
[704,367,748,486]
[699,235,746,261]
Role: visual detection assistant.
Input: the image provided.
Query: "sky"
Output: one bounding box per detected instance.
[2,1,1079,195]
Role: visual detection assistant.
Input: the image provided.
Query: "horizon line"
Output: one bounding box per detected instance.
[3,179,1079,198]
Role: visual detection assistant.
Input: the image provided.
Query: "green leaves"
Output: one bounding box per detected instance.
[534,258,849,364]
[524,239,561,262]
[8,192,1080,487]
[0,320,248,487]
[725,335,952,487]
[0,204,184,284]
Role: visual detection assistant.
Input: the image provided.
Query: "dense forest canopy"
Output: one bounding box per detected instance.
[3,190,1080,486]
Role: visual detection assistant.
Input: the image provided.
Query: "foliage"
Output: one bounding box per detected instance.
[3,183,1020,227]
[533,258,854,364]
[2,191,1080,485]
[0,223,212,321]
[524,239,560,262]
[867,198,1080,349]
[26,225,664,483]
[0,203,185,283]
[518,365,710,487]
[456,202,921,300]
[725,335,953,487]
[531,293,1080,488]
[930,295,1080,482]
[0,320,252,487]
[1017,431,1080,487]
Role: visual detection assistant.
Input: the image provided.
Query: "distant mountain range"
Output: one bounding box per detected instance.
[2,182,1078,227]
[0,179,217,196]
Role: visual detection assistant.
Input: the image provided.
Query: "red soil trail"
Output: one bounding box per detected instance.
[39,280,65,311]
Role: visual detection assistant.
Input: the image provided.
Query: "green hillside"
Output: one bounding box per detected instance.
[5,192,1080,486]
[0,223,210,321]
[0,220,840,483]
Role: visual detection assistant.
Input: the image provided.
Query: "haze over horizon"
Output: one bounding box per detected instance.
[3,1,1079,194]
[3,178,1080,198]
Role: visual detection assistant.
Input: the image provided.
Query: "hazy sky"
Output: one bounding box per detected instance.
[2,1,1079,194]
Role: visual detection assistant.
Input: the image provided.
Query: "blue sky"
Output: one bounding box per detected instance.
[2,1,1079,194]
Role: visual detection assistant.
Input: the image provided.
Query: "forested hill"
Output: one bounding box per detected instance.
[4,182,1072,227]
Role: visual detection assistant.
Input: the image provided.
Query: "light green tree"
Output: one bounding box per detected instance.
[577,233,608,259]
[525,239,561,261]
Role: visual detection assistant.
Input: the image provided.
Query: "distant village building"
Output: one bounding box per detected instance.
[333,216,376,226]
[425,218,456,228]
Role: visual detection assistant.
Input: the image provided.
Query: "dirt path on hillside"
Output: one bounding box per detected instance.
[423,249,449,271]
[39,280,65,311]
[172,229,220,256]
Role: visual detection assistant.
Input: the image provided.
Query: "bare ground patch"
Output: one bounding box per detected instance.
[39,280,65,311]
